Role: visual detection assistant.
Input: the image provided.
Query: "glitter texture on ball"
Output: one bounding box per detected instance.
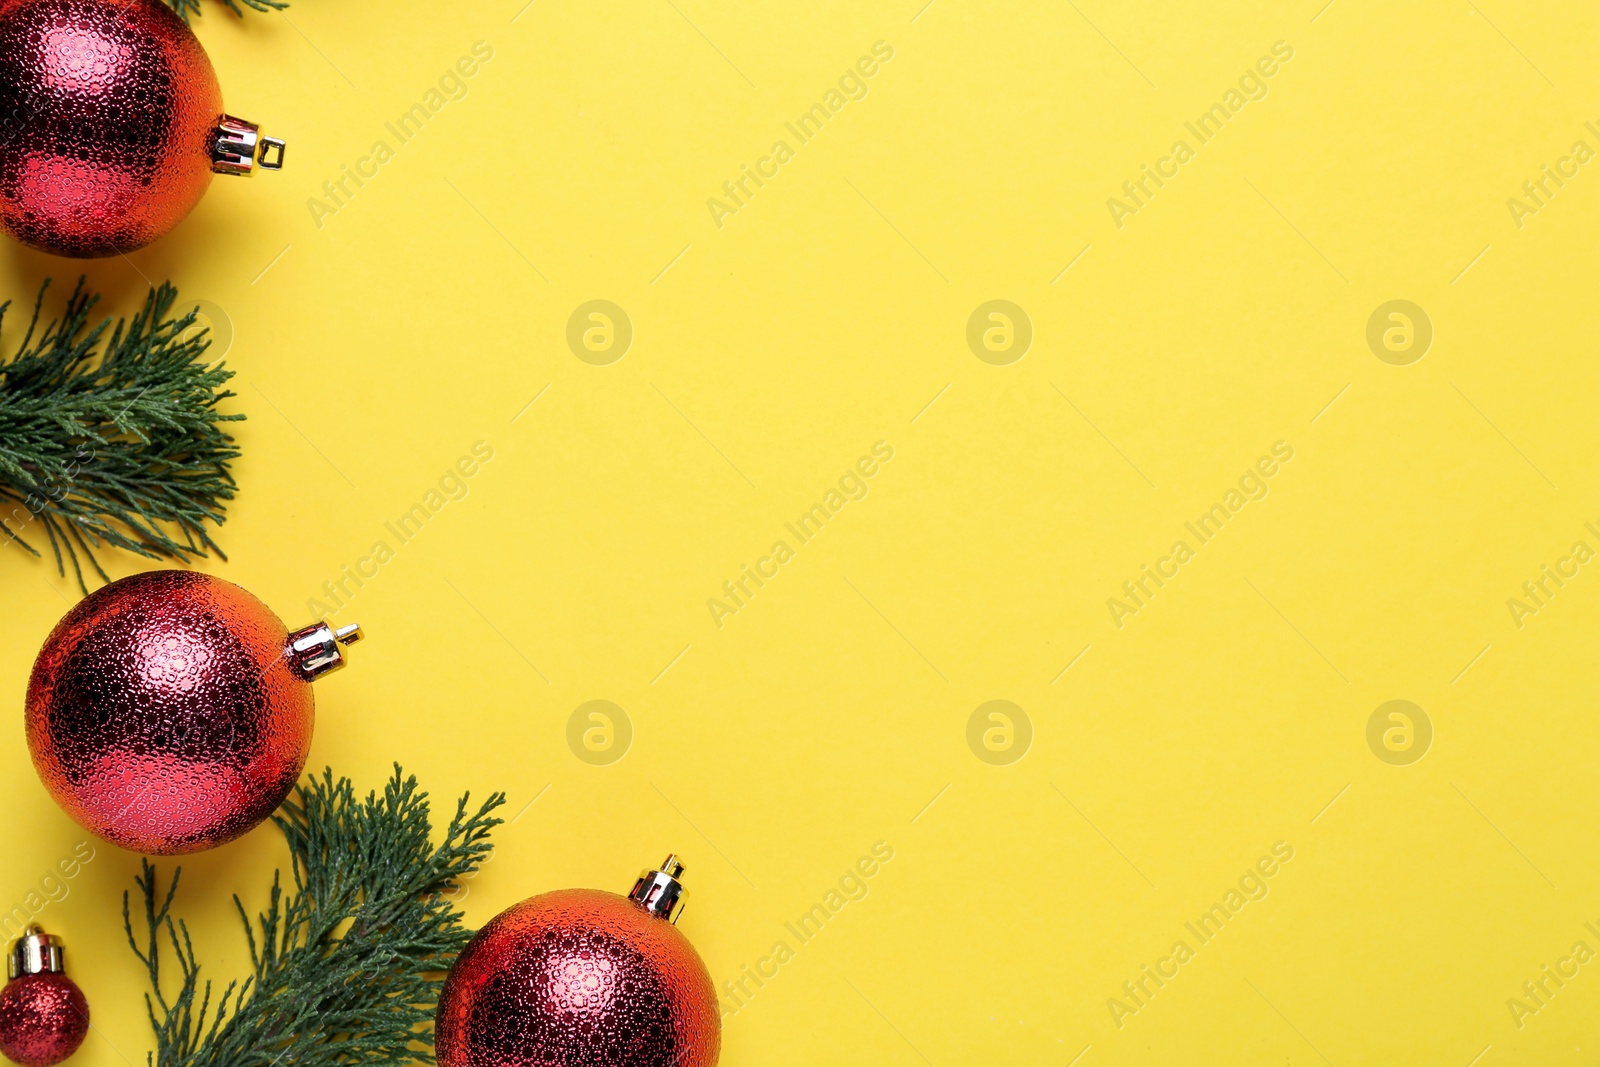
[0,974,88,1067]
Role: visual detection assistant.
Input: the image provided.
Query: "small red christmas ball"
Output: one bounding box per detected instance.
[0,0,283,258]
[0,928,88,1067]
[437,858,719,1067]
[25,570,360,854]
[0,976,87,1067]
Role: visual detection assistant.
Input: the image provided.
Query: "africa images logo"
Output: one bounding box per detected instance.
[706,442,895,629]
[1106,442,1294,628]
[1107,842,1295,1029]
[706,42,895,230]
[1105,41,1294,229]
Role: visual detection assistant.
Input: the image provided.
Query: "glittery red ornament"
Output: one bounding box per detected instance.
[0,0,285,258]
[0,927,87,1067]
[437,856,720,1067]
[26,570,361,855]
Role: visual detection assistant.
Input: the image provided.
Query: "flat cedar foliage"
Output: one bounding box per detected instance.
[124,767,505,1067]
[0,280,241,592]
[163,0,289,21]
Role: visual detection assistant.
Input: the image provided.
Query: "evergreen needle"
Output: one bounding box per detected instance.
[124,766,506,1067]
[163,0,290,22]
[0,279,243,593]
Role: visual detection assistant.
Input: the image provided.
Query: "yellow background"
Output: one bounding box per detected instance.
[2,0,1599,1063]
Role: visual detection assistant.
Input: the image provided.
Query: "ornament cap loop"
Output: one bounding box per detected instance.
[212,115,285,176]
[286,620,363,681]
[257,137,286,171]
[9,926,64,979]
[629,854,688,924]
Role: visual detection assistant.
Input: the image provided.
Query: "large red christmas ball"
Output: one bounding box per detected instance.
[437,860,719,1067]
[0,0,282,257]
[25,570,359,854]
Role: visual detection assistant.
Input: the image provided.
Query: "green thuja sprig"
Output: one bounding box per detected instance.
[163,0,289,22]
[0,279,242,592]
[125,766,505,1067]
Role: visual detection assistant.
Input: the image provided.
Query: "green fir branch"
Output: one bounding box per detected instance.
[0,279,243,592]
[163,0,289,23]
[123,766,506,1067]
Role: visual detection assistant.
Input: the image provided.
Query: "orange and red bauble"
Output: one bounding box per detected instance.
[25,571,360,855]
[0,0,284,258]
[437,857,720,1067]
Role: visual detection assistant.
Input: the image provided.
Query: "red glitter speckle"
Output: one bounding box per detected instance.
[0,974,88,1067]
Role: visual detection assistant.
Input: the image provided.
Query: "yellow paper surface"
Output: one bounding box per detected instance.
[2,1,1598,1063]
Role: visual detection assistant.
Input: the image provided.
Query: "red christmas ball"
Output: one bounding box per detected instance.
[0,976,87,1067]
[437,858,720,1067]
[0,0,283,258]
[0,928,87,1067]
[25,570,360,854]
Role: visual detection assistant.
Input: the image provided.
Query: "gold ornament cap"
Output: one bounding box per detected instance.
[629,854,688,925]
[9,925,64,978]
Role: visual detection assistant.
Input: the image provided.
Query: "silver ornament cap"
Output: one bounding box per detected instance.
[629,854,688,924]
[212,115,286,176]
[286,621,363,681]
